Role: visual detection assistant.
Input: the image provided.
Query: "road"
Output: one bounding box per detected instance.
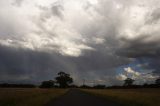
[46,89,120,106]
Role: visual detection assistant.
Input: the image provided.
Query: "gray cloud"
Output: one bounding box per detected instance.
[0,44,130,85]
[146,8,160,24]
[12,0,24,7]
[0,0,160,85]
[51,4,64,18]
[116,36,160,58]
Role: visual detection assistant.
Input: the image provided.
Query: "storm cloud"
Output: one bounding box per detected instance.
[0,0,160,85]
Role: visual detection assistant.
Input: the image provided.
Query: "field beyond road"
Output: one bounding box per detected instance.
[0,88,160,106]
[82,88,160,106]
[0,88,68,106]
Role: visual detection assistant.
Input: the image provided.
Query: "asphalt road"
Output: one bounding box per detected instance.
[46,89,120,106]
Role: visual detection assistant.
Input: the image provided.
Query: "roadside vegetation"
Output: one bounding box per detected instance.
[0,72,159,106]
[0,88,68,106]
[82,88,160,106]
[0,71,73,106]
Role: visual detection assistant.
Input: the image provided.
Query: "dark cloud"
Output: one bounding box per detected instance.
[0,0,160,85]
[0,44,131,85]
[148,58,160,75]
[146,8,160,24]
[116,36,160,58]
[12,0,24,7]
[51,4,63,18]
[116,36,160,75]
[38,2,64,19]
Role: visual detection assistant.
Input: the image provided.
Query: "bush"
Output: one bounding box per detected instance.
[40,80,55,88]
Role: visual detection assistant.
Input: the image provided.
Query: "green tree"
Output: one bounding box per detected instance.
[155,78,160,85]
[55,72,73,88]
[40,80,55,88]
[123,78,134,86]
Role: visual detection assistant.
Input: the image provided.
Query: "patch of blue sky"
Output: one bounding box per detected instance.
[116,57,153,75]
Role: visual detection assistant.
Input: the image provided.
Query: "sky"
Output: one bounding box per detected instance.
[0,0,160,86]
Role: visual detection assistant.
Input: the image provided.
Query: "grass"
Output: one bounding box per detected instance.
[82,88,160,106]
[0,88,68,106]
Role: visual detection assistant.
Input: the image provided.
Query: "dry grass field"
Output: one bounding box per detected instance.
[0,88,68,106]
[82,88,160,106]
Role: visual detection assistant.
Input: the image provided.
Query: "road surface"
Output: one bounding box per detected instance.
[46,89,120,106]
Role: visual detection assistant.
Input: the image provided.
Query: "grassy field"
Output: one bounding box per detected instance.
[0,88,68,106]
[82,88,160,106]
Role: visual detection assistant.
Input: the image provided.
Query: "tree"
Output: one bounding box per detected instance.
[93,85,106,89]
[55,72,73,88]
[40,80,55,88]
[155,78,160,85]
[123,78,134,86]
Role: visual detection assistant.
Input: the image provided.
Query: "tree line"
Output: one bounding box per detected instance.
[40,71,73,88]
[0,72,159,88]
[0,83,36,88]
